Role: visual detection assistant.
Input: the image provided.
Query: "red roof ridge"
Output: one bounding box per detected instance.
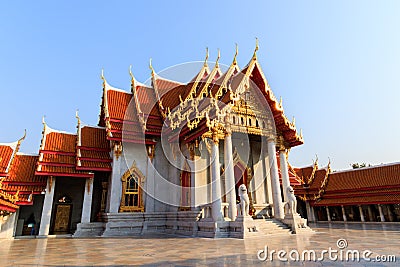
[102,73,128,93]
[16,152,39,156]
[81,125,106,130]
[154,75,184,86]
[331,162,400,174]
[44,122,76,136]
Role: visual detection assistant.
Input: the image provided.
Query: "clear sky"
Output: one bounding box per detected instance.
[1,1,399,170]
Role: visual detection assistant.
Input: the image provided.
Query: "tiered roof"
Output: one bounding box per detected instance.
[0,133,47,212]
[314,163,400,206]
[36,119,112,178]
[99,43,303,149]
[294,161,400,206]
[77,125,112,172]
[36,123,93,178]
[0,141,21,212]
[3,154,46,204]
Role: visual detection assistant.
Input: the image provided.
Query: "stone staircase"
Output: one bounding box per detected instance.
[229,217,292,238]
[254,218,293,235]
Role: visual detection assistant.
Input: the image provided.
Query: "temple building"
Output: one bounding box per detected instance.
[295,160,400,223]
[0,43,399,239]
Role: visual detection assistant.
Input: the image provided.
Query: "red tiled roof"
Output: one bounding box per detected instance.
[80,126,109,149]
[0,198,18,212]
[155,77,182,97]
[77,126,111,172]
[107,90,135,121]
[43,132,76,153]
[326,163,400,191]
[0,145,15,174]
[6,154,45,185]
[37,130,93,178]
[314,194,400,206]
[295,162,400,206]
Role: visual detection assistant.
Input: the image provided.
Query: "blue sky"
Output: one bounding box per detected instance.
[1,1,399,170]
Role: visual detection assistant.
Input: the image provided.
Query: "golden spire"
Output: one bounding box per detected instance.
[215,48,220,67]
[129,65,136,92]
[233,43,238,65]
[292,116,296,126]
[76,109,81,125]
[100,68,105,82]
[129,65,134,81]
[252,37,259,59]
[18,129,27,143]
[149,58,155,77]
[204,47,209,67]
[42,115,46,127]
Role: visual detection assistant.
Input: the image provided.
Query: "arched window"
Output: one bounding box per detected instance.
[120,161,144,212]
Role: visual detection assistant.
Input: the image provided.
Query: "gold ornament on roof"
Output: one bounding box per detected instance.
[204,47,209,67]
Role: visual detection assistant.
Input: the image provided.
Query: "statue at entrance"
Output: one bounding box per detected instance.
[237,184,250,216]
[286,186,297,215]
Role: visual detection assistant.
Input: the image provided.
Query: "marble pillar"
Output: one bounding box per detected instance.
[359,205,365,222]
[306,202,315,222]
[279,149,291,202]
[326,206,331,222]
[378,205,385,222]
[267,137,283,219]
[39,177,56,236]
[387,205,394,222]
[81,178,94,223]
[367,205,374,222]
[341,205,347,222]
[108,144,122,213]
[211,136,223,221]
[224,131,237,221]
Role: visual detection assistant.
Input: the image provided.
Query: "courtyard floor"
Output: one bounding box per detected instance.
[0,223,399,266]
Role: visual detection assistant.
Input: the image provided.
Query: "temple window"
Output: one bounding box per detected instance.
[241,117,244,125]
[120,161,144,212]
[256,119,259,128]
[232,116,236,124]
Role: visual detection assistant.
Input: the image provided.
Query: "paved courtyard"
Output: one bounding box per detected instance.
[0,223,399,266]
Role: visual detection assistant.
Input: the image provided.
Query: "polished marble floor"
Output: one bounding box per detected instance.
[0,223,399,266]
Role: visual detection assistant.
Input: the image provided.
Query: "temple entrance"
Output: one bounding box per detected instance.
[180,171,191,210]
[53,196,72,234]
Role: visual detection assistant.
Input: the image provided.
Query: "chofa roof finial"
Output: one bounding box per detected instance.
[149,58,155,77]
[253,37,259,59]
[204,47,209,67]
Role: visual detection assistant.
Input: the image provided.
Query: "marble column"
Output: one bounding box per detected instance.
[108,143,122,213]
[378,204,385,222]
[224,129,237,221]
[145,145,155,213]
[367,205,374,222]
[326,206,331,222]
[358,205,365,222]
[81,178,94,223]
[306,202,315,222]
[261,136,273,205]
[267,137,283,219]
[341,205,347,222]
[279,149,291,202]
[210,134,223,221]
[39,176,56,236]
[387,205,394,222]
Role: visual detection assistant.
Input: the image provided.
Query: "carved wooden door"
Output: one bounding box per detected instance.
[53,204,72,234]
